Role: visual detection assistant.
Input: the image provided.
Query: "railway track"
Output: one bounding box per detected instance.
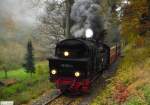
[43,92,63,105]
[32,74,102,105]
[31,89,81,105]
[41,90,79,105]
[31,89,61,105]
[65,99,76,105]
[44,95,77,105]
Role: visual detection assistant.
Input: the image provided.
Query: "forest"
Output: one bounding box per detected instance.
[0,0,150,105]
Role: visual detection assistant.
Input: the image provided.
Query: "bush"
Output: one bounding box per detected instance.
[1,87,16,99]
[123,96,146,105]
[36,65,45,75]
[35,61,49,75]
[0,83,27,99]
[15,92,31,105]
[140,85,150,104]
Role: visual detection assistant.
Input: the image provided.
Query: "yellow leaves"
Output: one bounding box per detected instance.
[121,16,140,41]
[130,0,148,15]
[144,58,150,68]
[136,36,145,47]
[121,0,149,42]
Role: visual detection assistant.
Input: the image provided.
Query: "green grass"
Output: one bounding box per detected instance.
[123,96,146,105]
[123,84,150,105]
[140,84,150,105]
[0,68,29,80]
[0,61,49,80]
[122,84,150,105]
[91,43,150,105]
[0,61,55,105]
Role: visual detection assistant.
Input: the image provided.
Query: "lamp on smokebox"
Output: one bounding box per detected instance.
[85,28,93,38]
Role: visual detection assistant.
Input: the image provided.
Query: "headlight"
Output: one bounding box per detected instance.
[74,71,80,77]
[51,69,57,75]
[64,51,69,57]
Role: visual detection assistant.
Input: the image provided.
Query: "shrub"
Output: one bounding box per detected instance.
[36,65,45,75]
[15,92,31,105]
[1,87,17,99]
[140,85,150,104]
[0,83,27,99]
[123,96,146,105]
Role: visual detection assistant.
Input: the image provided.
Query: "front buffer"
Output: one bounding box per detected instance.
[55,77,90,93]
[48,58,90,94]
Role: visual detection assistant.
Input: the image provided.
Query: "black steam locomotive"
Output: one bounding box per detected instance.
[48,31,120,93]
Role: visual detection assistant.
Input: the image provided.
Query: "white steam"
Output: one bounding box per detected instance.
[71,0,104,40]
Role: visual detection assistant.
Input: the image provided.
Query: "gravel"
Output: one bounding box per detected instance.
[31,89,61,105]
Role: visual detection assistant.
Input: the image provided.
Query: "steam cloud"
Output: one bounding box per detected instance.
[71,0,105,41]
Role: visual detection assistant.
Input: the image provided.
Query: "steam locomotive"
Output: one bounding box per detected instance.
[48,29,120,93]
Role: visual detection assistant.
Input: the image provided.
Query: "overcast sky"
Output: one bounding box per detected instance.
[0,0,46,27]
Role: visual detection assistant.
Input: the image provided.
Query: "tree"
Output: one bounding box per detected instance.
[0,65,8,79]
[148,0,150,17]
[119,0,149,44]
[65,0,74,38]
[0,43,25,79]
[34,0,66,58]
[23,40,35,77]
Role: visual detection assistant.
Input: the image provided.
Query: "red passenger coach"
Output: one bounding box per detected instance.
[109,44,121,64]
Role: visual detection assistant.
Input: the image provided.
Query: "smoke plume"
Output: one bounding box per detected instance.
[71,0,105,41]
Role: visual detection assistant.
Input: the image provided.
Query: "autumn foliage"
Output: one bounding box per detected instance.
[114,82,129,104]
[121,0,150,45]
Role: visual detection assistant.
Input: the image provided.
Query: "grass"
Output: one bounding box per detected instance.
[0,61,49,79]
[0,68,29,80]
[91,42,150,105]
[0,61,55,105]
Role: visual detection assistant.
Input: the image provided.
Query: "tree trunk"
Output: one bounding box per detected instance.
[148,0,150,18]
[65,0,74,38]
[4,69,8,79]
